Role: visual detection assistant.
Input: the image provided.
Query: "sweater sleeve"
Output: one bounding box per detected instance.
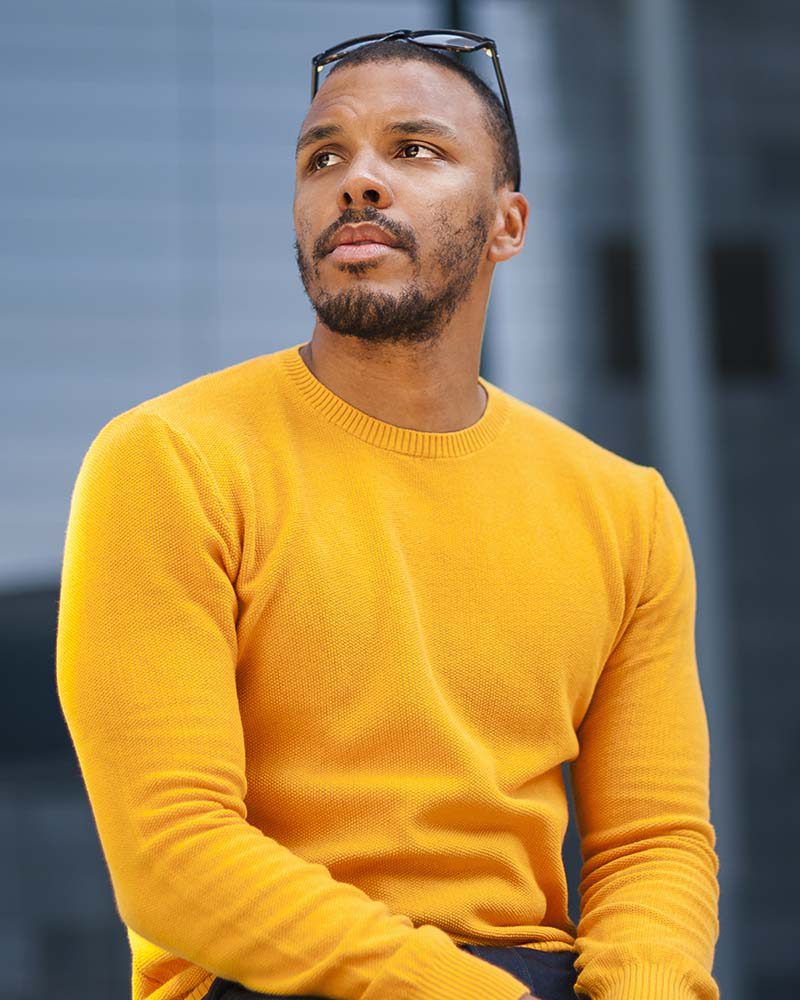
[55,410,529,1000]
[568,468,720,1000]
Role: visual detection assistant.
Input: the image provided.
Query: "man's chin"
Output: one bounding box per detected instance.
[321,264,403,287]
[312,285,403,312]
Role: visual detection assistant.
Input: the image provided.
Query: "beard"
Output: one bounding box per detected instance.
[293,202,492,347]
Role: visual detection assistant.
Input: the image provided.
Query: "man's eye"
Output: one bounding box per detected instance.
[310,143,437,172]
[397,143,437,160]
[310,150,342,171]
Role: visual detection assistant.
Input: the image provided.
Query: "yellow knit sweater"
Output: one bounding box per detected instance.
[56,341,720,1000]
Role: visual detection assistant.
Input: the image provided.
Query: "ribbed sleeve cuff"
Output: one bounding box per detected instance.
[360,923,529,1000]
[591,964,714,1000]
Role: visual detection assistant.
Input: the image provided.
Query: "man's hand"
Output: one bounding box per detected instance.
[518,993,540,999]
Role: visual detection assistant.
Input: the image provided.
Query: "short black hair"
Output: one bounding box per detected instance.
[321,38,521,193]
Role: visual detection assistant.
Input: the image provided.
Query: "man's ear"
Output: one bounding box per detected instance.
[487,190,528,264]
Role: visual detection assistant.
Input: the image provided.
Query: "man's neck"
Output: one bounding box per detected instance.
[298,337,488,434]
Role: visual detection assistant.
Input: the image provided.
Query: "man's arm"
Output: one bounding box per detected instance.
[568,468,720,1000]
[55,410,530,1000]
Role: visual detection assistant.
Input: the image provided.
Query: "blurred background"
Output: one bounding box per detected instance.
[1,1,797,997]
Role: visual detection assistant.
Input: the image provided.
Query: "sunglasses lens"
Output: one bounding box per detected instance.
[413,33,483,48]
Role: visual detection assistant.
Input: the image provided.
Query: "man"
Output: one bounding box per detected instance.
[56,32,720,1000]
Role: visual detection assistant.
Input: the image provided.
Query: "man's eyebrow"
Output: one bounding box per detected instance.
[295,118,459,159]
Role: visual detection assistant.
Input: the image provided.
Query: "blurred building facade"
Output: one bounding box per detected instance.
[1,1,798,997]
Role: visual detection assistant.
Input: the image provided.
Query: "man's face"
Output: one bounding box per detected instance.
[292,59,498,347]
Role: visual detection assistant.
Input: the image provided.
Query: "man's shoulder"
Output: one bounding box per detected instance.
[80,346,297,533]
[498,389,659,563]
[131,349,285,431]
[502,390,653,494]
[94,345,294,458]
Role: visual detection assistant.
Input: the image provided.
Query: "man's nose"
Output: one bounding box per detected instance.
[336,157,392,211]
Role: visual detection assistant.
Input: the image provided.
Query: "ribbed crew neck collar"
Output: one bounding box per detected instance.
[277,342,510,459]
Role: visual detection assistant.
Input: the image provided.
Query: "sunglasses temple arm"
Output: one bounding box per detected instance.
[488,49,516,135]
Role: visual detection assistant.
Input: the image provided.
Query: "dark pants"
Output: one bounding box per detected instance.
[203,943,579,1000]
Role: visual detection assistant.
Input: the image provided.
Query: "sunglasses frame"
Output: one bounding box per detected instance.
[310,28,517,141]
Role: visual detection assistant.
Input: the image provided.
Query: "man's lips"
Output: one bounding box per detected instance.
[328,242,400,262]
[329,222,398,250]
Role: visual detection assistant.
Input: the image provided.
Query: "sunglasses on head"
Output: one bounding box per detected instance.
[310,28,517,142]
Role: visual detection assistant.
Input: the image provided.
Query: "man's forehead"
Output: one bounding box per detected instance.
[298,60,477,145]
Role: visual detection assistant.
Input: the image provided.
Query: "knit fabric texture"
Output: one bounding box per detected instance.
[56,341,720,1000]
